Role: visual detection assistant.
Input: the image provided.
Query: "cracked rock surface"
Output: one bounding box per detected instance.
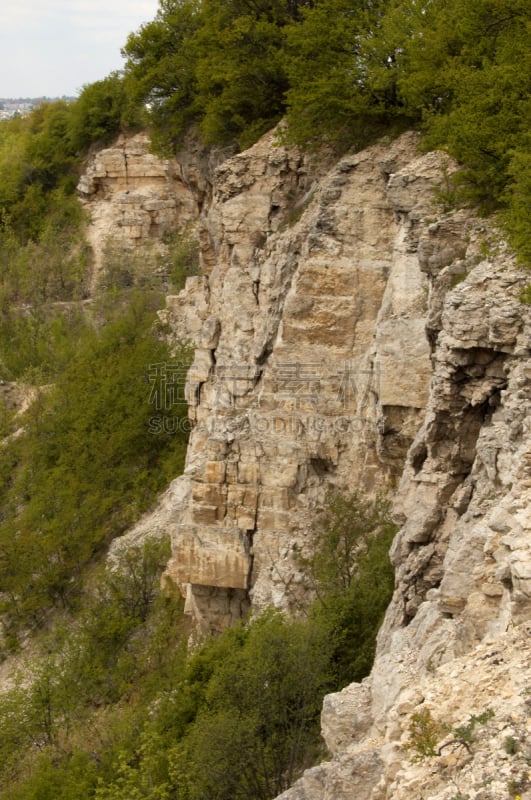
[82,128,531,798]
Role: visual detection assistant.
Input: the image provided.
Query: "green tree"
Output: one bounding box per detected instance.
[192,0,294,147]
[123,0,308,151]
[503,144,531,263]
[283,0,398,149]
[171,612,329,800]
[307,492,397,684]
[23,101,77,194]
[122,0,202,153]
[68,73,143,153]
[396,0,531,211]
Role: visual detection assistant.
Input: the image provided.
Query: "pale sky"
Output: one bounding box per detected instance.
[0,0,161,98]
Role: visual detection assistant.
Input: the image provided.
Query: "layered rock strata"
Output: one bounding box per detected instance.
[275,194,531,799]
[162,130,440,632]
[84,128,531,797]
[78,133,200,290]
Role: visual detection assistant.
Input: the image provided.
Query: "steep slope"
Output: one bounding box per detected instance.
[161,129,439,632]
[279,225,531,799]
[80,129,531,799]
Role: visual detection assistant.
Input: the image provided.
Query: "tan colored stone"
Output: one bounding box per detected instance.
[191,504,224,525]
[260,487,292,511]
[171,524,250,589]
[203,460,227,483]
[227,485,258,510]
[256,509,291,530]
[238,460,260,484]
[192,483,227,508]
[78,128,531,800]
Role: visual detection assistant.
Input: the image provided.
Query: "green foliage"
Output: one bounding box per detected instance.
[192,0,294,148]
[2,0,529,260]
[121,0,202,153]
[121,0,529,260]
[0,306,90,382]
[306,491,397,685]
[0,116,30,210]
[160,228,200,291]
[23,102,77,195]
[0,84,143,247]
[0,489,396,800]
[0,196,90,308]
[68,73,144,153]
[0,541,185,789]
[53,541,182,711]
[504,735,519,755]
[0,395,15,438]
[397,0,530,207]
[173,611,329,800]
[94,733,173,800]
[123,0,303,150]
[0,294,190,642]
[0,752,98,800]
[406,706,495,762]
[452,708,495,750]
[97,230,200,294]
[283,0,403,150]
[503,144,531,264]
[405,707,444,760]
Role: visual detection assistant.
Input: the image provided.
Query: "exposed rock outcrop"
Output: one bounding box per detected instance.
[81,127,531,799]
[78,133,199,290]
[162,130,439,632]
[271,180,531,799]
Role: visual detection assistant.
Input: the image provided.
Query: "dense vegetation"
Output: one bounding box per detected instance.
[120,0,530,261]
[0,293,191,647]
[0,0,528,795]
[0,494,396,799]
[1,1,528,260]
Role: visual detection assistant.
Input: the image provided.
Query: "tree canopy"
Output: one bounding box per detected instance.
[119,0,530,260]
[0,0,528,257]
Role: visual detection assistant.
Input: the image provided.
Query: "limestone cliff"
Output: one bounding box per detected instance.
[78,133,200,290]
[162,129,439,632]
[80,129,531,799]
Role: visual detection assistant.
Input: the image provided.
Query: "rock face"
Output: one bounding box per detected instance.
[162,129,437,632]
[81,128,531,798]
[266,177,531,797]
[78,133,200,290]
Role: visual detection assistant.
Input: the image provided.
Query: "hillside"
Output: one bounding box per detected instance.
[0,0,530,797]
[75,125,530,799]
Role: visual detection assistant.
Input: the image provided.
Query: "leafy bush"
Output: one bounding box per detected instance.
[0,293,191,643]
[305,491,397,685]
[68,73,144,153]
[0,490,396,800]
[405,706,495,761]
[405,707,443,761]
[172,611,329,800]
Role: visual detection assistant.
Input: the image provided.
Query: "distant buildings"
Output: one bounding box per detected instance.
[0,100,35,119]
[0,97,75,120]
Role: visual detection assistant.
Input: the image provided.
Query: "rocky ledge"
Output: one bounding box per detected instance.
[82,127,531,799]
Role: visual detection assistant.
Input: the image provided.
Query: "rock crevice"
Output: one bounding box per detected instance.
[81,128,531,798]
